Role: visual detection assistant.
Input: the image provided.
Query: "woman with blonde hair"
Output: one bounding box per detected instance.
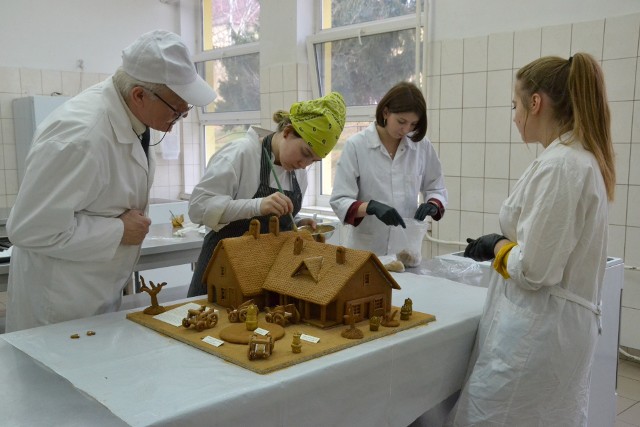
[449,53,615,426]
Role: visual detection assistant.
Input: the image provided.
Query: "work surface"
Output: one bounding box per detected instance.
[1,273,486,427]
[0,223,204,292]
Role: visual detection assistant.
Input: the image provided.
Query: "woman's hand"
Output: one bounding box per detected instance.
[297,218,317,229]
[260,192,294,217]
[463,233,509,261]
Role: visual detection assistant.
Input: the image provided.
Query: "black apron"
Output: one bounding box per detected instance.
[187,134,303,298]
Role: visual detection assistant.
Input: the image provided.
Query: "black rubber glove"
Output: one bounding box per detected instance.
[463,233,507,262]
[366,200,406,228]
[414,202,439,221]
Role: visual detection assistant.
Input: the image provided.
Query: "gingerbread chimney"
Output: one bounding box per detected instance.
[293,236,304,255]
[248,219,260,239]
[269,216,280,236]
[336,246,346,264]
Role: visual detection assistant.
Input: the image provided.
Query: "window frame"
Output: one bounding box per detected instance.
[305,11,428,207]
[193,41,261,125]
[194,4,261,172]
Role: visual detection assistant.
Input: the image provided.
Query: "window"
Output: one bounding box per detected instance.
[363,272,370,286]
[204,124,252,166]
[322,0,416,28]
[202,0,260,49]
[196,0,261,165]
[320,121,370,197]
[308,1,427,204]
[351,304,361,316]
[200,54,260,115]
[220,266,225,276]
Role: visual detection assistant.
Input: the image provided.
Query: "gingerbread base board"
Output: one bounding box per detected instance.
[126,299,436,374]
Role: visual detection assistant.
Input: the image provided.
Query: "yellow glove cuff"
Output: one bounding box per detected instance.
[493,242,517,279]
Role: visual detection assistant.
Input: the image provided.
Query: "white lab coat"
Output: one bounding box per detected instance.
[188,127,308,231]
[448,134,608,426]
[6,77,155,332]
[330,122,447,255]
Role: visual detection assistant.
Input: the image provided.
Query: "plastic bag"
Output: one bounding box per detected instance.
[419,257,486,287]
[388,219,429,267]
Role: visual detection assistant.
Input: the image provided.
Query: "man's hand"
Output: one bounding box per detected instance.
[119,209,151,245]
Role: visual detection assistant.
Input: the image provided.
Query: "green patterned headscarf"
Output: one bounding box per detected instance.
[289,92,346,158]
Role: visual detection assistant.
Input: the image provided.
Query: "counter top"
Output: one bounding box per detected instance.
[0,223,205,292]
[0,208,10,226]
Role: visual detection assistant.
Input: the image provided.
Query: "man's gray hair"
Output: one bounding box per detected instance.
[113,67,167,100]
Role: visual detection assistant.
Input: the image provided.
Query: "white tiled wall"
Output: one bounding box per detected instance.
[259,62,317,207]
[0,68,197,204]
[427,13,640,349]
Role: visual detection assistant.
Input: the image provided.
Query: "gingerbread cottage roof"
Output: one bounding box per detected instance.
[204,226,315,297]
[262,237,400,306]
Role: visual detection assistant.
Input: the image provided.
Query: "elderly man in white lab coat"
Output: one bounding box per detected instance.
[5,30,216,332]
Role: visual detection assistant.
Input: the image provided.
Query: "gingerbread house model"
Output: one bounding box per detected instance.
[203,217,401,329]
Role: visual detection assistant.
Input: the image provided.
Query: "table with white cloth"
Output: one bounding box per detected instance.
[0,223,204,293]
[0,273,486,427]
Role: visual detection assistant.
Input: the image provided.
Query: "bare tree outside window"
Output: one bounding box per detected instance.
[204,0,260,49]
[200,0,261,114]
[314,30,417,107]
[324,0,416,28]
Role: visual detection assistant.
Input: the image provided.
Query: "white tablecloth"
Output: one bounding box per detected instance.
[1,273,486,427]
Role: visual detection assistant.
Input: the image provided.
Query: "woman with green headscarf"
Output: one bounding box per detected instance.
[187,92,346,297]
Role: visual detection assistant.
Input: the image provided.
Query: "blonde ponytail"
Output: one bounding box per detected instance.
[516,53,615,201]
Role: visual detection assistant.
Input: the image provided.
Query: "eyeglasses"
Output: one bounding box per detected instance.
[150,90,193,120]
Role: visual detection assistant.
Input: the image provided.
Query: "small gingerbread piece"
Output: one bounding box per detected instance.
[384,259,405,273]
[140,275,167,315]
[341,305,364,339]
[226,299,254,323]
[291,331,302,354]
[369,314,381,331]
[86,331,96,336]
[248,333,274,360]
[181,306,219,332]
[381,309,400,327]
[70,334,80,339]
[245,303,258,331]
[404,298,413,315]
[400,298,413,320]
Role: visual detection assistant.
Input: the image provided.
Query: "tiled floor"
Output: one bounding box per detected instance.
[617,359,640,426]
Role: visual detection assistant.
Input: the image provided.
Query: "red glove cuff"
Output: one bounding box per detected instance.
[427,198,445,221]
[345,201,365,226]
